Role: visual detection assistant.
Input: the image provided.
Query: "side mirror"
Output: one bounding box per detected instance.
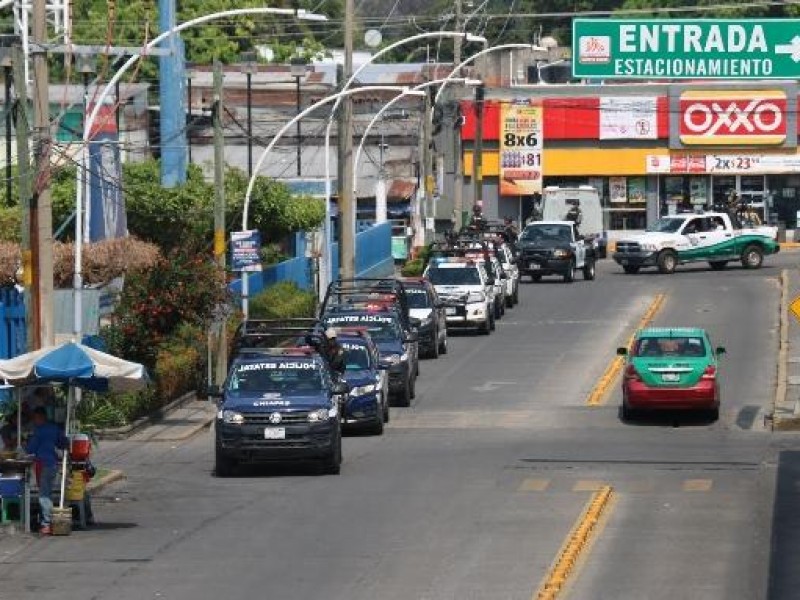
[616,347,628,356]
[404,331,419,344]
[715,346,726,356]
[410,317,422,328]
[332,381,350,395]
[206,385,223,399]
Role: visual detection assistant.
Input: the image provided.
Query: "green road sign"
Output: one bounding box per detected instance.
[572,19,800,80]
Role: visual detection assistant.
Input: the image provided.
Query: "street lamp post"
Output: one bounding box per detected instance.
[0,46,11,206]
[73,52,96,344]
[240,51,258,178]
[242,85,414,317]
[289,57,307,178]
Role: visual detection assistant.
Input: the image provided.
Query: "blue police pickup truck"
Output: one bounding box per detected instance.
[212,347,349,476]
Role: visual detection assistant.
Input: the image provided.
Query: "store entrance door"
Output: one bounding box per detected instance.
[711,175,767,221]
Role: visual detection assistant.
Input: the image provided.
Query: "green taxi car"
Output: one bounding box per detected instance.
[617,327,725,420]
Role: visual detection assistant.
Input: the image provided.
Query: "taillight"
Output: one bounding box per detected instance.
[624,364,641,381]
[701,365,717,380]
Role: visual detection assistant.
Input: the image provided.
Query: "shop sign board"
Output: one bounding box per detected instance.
[231,230,262,272]
[678,90,787,146]
[573,19,800,80]
[499,100,543,196]
[669,84,797,150]
[645,153,800,174]
[789,295,800,325]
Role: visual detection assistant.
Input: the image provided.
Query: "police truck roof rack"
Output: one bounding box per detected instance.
[231,319,335,366]
[321,278,411,326]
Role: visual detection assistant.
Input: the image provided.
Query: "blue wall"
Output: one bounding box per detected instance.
[0,288,26,360]
[229,222,394,298]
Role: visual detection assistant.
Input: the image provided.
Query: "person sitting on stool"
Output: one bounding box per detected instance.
[26,407,68,536]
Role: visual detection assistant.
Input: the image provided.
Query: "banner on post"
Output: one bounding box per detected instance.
[231,230,262,272]
[599,96,658,139]
[499,101,543,196]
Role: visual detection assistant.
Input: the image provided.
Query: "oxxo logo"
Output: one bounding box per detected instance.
[679,90,787,145]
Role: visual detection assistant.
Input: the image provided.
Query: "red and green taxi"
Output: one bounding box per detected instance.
[617,327,725,420]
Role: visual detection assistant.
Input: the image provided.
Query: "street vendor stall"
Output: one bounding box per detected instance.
[0,342,147,534]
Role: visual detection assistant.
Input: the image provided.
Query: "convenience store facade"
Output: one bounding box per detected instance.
[456,81,800,229]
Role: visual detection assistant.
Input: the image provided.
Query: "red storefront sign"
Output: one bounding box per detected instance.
[678,90,787,146]
[670,154,707,173]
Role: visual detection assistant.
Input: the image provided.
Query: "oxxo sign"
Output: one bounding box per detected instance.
[670,86,797,149]
[679,90,787,145]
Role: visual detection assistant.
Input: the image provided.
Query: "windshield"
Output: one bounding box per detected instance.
[404,288,430,308]
[520,224,572,243]
[341,344,371,370]
[646,218,685,233]
[227,361,323,393]
[427,267,481,286]
[633,336,707,358]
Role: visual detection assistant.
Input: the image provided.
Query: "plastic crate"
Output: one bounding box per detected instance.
[0,476,23,498]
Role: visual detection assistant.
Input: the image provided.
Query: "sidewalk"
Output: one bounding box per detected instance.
[773,268,800,430]
[123,398,216,443]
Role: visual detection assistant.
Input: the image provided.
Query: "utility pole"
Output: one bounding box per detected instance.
[212,60,227,385]
[32,0,53,348]
[422,87,433,239]
[12,45,35,350]
[452,0,464,228]
[472,83,485,217]
[338,0,355,279]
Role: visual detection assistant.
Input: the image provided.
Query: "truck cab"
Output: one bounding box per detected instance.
[517,221,597,283]
[538,186,607,258]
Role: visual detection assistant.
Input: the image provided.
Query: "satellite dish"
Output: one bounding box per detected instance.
[364,29,382,48]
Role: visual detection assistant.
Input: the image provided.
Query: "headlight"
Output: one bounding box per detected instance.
[467,291,486,303]
[350,383,377,396]
[553,249,572,258]
[221,410,244,425]
[385,353,408,365]
[307,408,330,423]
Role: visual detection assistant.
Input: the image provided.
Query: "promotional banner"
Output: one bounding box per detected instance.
[231,230,263,272]
[609,176,627,203]
[86,99,127,242]
[499,101,543,196]
[599,96,658,139]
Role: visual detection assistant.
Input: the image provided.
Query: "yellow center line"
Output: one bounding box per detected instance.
[534,485,615,600]
[586,293,666,407]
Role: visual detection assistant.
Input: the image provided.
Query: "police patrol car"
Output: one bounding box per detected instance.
[212,347,347,476]
[335,327,389,434]
[424,257,496,334]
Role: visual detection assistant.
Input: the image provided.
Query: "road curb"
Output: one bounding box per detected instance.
[771,269,793,430]
[93,391,198,440]
[147,415,215,442]
[86,469,125,494]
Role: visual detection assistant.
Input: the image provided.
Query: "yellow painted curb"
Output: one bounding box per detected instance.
[535,485,615,600]
[780,242,800,249]
[586,294,666,406]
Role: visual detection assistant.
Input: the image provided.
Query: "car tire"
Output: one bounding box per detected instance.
[394,381,411,407]
[494,300,502,320]
[741,244,764,269]
[563,261,576,283]
[506,293,513,308]
[513,285,520,305]
[622,265,640,274]
[370,407,385,435]
[707,407,720,421]
[583,259,596,281]
[214,446,236,478]
[621,402,635,422]
[383,395,390,423]
[428,331,440,359]
[438,334,448,355]
[489,311,496,331]
[657,250,677,274]
[409,373,417,399]
[321,432,342,475]
[709,261,728,271]
[531,274,541,283]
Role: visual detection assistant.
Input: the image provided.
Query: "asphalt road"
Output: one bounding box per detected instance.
[2,253,799,600]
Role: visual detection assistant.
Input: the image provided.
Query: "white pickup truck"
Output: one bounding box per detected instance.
[612,212,779,274]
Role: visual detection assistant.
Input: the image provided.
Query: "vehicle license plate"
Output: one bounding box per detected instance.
[530,263,541,270]
[445,307,457,315]
[264,427,286,440]
[661,373,680,382]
